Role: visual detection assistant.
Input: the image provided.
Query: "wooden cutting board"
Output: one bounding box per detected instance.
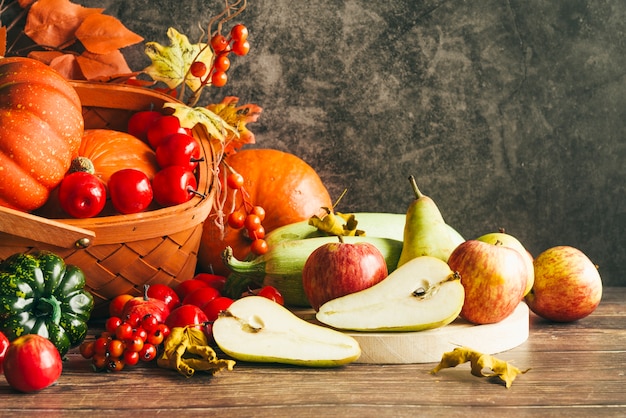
[294,302,529,364]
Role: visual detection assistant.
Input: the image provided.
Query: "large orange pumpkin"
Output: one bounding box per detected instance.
[198,148,333,275]
[77,129,160,184]
[0,57,84,212]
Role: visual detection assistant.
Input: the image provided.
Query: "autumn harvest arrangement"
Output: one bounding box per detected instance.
[0,0,604,393]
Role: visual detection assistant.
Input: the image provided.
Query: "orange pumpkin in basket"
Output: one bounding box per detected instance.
[76,129,160,184]
[0,57,84,212]
[198,148,333,275]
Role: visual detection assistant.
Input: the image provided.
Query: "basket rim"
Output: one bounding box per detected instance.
[3,81,218,247]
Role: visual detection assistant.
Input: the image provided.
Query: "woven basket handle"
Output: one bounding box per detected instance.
[0,206,95,249]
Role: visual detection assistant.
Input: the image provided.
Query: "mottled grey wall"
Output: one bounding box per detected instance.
[82,0,624,285]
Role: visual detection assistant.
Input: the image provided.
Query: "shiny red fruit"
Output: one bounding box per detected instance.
[165,304,209,331]
[174,279,209,300]
[257,285,284,305]
[58,171,106,218]
[146,283,181,311]
[108,169,153,214]
[182,286,220,308]
[127,110,162,142]
[193,273,227,293]
[0,331,9,374]
[201,296,234,322]
[152,165,198,207]
[3,334,62,393]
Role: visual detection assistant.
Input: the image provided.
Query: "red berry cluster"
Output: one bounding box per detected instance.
[127,111,204,208]
[79,313,170,372]
[224,170,269,255]
[189,23,250,88]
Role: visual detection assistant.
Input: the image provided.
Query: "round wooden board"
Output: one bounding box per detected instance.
[293,302,529,364]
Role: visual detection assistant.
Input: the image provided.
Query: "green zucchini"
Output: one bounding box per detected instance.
[222,235,403,307]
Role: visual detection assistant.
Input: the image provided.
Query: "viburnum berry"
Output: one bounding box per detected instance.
[231,40,250,56]
[230,24,249,42]
[211,34,229,53]
[228,211,246,229]
[214,54,231,72]
[190,61,207,78]
[211,70,228,87]
[250,238,269,255]
[226,172,245,190]
[244,213,262,231]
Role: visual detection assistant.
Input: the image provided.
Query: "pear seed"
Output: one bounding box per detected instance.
[243,314,265,333]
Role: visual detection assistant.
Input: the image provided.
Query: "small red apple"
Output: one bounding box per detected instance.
[122,285,171,323]
[3,334,62,392]
[448,239,528,324]
[194,273,227,293]
[174,279,209,300]
[146,283,181,311]
[0,331,9,374]
[165,304,209,331]
[302,239,388,311]
[525,246,602,322]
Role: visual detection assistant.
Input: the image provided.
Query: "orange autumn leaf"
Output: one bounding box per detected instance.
[48,54,84,79]
[27,50,65,65]
[76,50,132,80]
[76,14,143,55]
[24,0,104,48]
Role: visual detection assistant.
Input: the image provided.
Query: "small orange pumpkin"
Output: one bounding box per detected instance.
[198,148,333,276]
[0,57,84,212]
[77,129,160,184]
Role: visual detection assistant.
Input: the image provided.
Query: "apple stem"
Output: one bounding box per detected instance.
[408,175,424,199]
[143,284,150,301]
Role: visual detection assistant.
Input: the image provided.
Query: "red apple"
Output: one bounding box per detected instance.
[146,283,181,311]
[174,279,209,300]
[3,334,62,392]
[525,246,602,322]
[122,285,171,323]
[302,239,389,311]
[476,230,535,297]
[165,304,209,331]
[194,273,227,293]
[448,239,528,324]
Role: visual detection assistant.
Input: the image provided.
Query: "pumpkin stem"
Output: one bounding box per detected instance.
[69,157,95,175]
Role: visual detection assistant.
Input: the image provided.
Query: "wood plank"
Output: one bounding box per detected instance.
[0,288,624,416]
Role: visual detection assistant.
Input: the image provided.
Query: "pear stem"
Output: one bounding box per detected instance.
[408,175,424,199]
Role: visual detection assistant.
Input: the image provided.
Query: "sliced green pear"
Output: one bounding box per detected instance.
[212,296,361,367]
[316,256,465,332]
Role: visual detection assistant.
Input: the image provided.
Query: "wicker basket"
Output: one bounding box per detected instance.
[0,81,218,318]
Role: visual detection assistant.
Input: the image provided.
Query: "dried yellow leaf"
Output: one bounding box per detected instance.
[157,326,235,377]
[430,346,530,388]
[308,208,365,236]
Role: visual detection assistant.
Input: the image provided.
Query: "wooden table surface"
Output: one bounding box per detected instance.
[1,287,625,417]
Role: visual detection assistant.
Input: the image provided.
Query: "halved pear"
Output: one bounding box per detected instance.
[212,296,361,367]
[316,256,465,331]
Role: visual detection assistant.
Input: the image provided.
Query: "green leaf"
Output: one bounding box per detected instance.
[143,27,213,91]
[163,102,238,141]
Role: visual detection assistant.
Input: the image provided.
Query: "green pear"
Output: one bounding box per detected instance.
[316,256,465,332]
[397,176,464,267]
[212,296,361,367]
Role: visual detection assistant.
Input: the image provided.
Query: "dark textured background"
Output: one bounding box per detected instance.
[74,1,625,285]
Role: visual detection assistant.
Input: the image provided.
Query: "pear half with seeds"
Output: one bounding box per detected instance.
[212,296,361,367]
[316,256,465,332]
